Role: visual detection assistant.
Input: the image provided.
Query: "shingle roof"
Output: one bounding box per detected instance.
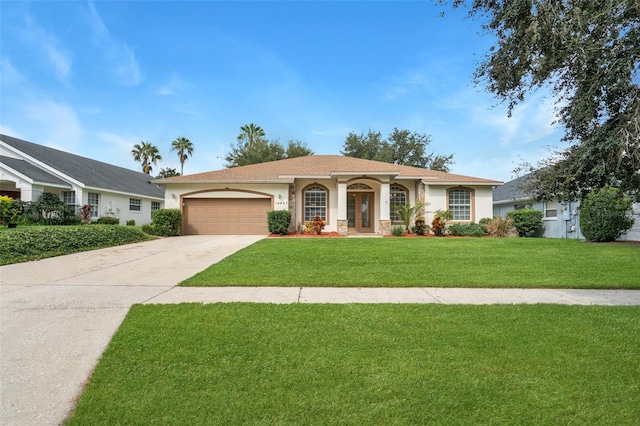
[492,174,532,202]
[1,134,164,198]
[1,156,70,187]
[154,155,502,185]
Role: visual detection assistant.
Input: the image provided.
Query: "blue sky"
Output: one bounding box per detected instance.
[1,1,562,182]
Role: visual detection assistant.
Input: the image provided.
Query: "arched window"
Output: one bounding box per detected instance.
[448,189,472,221]
[347,183,372,190]
[390,184,407,223]
[304,185,327,222]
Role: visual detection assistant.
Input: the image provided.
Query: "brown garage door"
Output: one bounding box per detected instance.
[183,198,271,235]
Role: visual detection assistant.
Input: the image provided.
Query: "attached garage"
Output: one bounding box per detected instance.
[182,198,271,235]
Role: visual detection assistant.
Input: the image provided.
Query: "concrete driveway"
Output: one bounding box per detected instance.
[0,235,265,426]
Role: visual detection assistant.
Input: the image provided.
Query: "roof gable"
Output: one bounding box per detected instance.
[1,134,164,198]
[1,156,70,187]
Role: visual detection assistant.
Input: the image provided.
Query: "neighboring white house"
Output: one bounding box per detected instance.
[493,174,640,241]
[0,134,164,225]
[154,155,502,236]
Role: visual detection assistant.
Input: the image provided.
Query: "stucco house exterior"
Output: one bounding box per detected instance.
[154,155,502,236]
[0,134,164,225]
[493,174,640,241]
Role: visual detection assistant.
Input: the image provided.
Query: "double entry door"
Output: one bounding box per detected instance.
[347,192,374,233]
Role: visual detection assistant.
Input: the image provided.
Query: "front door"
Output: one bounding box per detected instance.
[347,192,374,233]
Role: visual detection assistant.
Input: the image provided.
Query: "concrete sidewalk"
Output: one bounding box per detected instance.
[146,286,640,306]
[1,234,639,426]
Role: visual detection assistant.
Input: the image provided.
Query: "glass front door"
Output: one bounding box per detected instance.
[347,192,374,233]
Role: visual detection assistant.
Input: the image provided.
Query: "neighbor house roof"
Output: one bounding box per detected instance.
[1,134,164,198]
[492,174,533,203]
[154,155,502,186]
[1,156,70,187]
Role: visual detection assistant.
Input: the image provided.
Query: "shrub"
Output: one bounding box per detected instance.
[396,202,426,233]
[413,217,428,235]
[507,209,544,237]
[0,195,23,226]
[26,192,79,225]
[448,222,487,237]
[96,216,120,225]
[151,208,182,236]
[579,186,635,242]
[0,225,154,265]
[484,217,517,237]
[126,220,136,226]
[267,210,292,235]
[79,205,93,224]
[431,215,446,236]
[311,215,325,235]
[141,224,154,235]
[391,225,405,237]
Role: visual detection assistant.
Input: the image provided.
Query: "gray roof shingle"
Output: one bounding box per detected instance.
[1,134,164,198]
[492,174,532,202]
[1,156,70,187]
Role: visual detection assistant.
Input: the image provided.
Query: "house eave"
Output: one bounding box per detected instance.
[493,196,533,205]
[430,181,503,186]
[155,179,293,185]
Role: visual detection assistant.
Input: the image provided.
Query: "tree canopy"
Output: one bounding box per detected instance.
[170,136,194,176]
[341,128,454,171]
[131,141,162,175]
[156,167,180,178]
[441,0,640,199]
[225,124,314,167]
[237,123,266,147]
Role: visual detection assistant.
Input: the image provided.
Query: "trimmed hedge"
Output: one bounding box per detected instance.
[267,210,292,235]
[448,222,488,237]
[151,209,182,236]
[0,225,154,265]
[507,209,544,236]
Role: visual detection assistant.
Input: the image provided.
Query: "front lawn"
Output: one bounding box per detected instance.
[66,304,640,425]
[181,238,640,288]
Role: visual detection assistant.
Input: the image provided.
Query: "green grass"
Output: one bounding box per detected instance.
[181,238,640,288]
[66,303,640,425]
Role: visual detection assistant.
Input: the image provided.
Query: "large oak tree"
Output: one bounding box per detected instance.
[442,0,640,199]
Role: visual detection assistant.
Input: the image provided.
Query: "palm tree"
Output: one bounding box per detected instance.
[237,123,265,147]
[131,141,162,175]
[170,136,194,176]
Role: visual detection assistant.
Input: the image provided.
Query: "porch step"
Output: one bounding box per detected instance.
[346,233,382,238]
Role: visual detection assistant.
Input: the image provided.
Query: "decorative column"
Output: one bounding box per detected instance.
[379,182,391,236]
[288,184,296,233]
[337,181,348,236]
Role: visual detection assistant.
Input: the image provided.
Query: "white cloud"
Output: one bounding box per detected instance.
[85,2,142,87]
[21,15,73,82]
[156,74,188,96]
[470,90,560,148]
[22,100,83,150]
[0,125,23,139]
[0,58,25,86]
